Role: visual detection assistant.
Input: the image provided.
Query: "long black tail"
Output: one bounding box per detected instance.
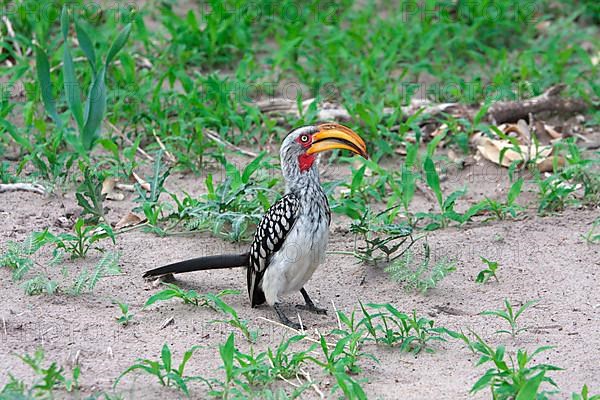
[143,253,249,278]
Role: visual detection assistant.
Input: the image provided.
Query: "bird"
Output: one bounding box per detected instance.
[143,123,368,328]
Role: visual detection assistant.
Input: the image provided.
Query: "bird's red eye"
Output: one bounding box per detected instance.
[300,135,309,143]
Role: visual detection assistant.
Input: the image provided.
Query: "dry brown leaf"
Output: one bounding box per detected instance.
[101,177,125,201]
[537,156,565,172]
[544,124,563,139]
[475,135,553,168]
[115,212,143,229]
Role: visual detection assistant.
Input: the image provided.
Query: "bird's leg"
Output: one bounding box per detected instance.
[296,287,327,315]
[273,303,301,330]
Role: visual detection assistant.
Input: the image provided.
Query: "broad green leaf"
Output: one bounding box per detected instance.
[61,9,84,131]
[35,45,61,126]
[507,177,524,205]
[105,23,132,67]
[82,66,106,150]
[144,289,178,307]
[516,371,546,400]
[161,343,172,372]
[75,20,96,72]
[424,157,443,207]
[241,152,266,184]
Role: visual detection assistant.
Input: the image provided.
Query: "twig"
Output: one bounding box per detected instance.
[299,368,325,399]
[152,129,176,163]
[204,129,258,158]
[49,56,87,72]
[0,183,46,195]
[331,300,342,331]
[159,316,175,330]
[487,84,588,124]
[106,121,154,162]
[258,316,335,347]
[1,16,22,58]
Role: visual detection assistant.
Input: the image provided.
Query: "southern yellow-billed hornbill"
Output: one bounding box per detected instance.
[143,123,368,328]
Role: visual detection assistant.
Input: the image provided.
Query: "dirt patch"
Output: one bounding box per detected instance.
[1,159,599,399]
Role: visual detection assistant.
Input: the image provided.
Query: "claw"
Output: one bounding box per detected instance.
[295,304,328,315]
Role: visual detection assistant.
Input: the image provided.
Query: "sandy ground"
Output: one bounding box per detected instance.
[1,157,599,399]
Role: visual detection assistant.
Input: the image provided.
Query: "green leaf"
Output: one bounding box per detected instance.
[424,157,442,207]
[75,20,96,72]
[144,289,178,307]
[82,66,106,150]
[35,45,61,126]
[105,23,132,67]
[507,177,524,205]
[161,344,172,372]
[241,152,265,184]
[516,370,546,400]
[61,9,84,131]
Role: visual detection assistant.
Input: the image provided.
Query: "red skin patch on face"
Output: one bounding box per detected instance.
[296,133,315,172]
[298,153,316,172]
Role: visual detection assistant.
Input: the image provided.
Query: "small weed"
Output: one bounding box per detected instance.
[209,333,310,399]
[170,153,280,242]
[76,166,108,224]
[114,300,135,326]
[144,283,237,309]
[336,206,420,264]
[55,218,115,259]
[481,299,538,338]
[416,156,484,230]
[476,257,500,284]
[360,303,453,354]
[1,348,80,398]
[385,242,456,293]
[573,385,600,400]
[582,216,600,244]
[133,150,171,236]
[70,251,121,295]
[481,177,525,220]
[206,292,259,343]
[469,332,561,399]
[115,343,204,397]
[314,335,368,400]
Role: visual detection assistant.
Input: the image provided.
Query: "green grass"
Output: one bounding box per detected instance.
[0,2,599,398]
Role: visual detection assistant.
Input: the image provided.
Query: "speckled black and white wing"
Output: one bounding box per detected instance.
[247,194,300,307]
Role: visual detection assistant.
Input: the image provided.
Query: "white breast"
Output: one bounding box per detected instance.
[260,213,329,306]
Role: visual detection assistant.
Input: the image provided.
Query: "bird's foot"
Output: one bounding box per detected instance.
[295,303,328,315]
[274,303,303,330]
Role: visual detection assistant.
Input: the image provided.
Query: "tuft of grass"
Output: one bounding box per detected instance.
[481,299,538,339]
[476,256,500,284]
[114,300,135,326]
[1,348,80,398]
[385,242,456,293]
[144,283,237,309]
[115,343,205,397]
[469,332,562,399]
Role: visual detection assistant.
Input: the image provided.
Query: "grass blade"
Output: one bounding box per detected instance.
[75,20,96,72]
[105,23,132,67]
[34,45,61,126]
[82,66,106,150]
[61,8,84,130]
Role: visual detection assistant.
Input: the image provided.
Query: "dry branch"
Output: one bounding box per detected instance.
[487,85,589,124]
[0,183,46,195]
[255,85,590,126]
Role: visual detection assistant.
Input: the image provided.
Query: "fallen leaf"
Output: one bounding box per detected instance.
[475,136,553,168]
[115,212,143,229]
[101,177,125,201]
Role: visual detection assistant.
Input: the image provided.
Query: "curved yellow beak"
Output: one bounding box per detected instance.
[307,123,369,159]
